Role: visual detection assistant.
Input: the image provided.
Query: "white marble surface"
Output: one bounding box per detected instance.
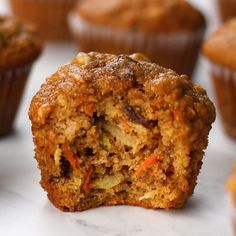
[0,0,235,235]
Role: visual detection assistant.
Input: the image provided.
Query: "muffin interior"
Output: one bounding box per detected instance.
[51,91,191,210]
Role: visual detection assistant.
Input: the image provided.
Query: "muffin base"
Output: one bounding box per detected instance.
[68,13,205,77]
[211,63,236,138]
[10,0,76,41]
[0,65,31,137]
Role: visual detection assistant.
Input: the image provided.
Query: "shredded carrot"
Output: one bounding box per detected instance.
[62,141,77,167]
[84,104,94,117]
[82,168,93,193]
[134,154,159,178]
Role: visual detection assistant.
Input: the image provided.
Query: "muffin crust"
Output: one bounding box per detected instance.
[0,15,42,69]
[29,52,215,211]
[203,19,236,70]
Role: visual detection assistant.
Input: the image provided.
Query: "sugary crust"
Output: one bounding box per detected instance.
[76,0,205,33]
[0,15,42,69]
[203,19,236,70]
[29,52,215,211]
[30,52,214,125]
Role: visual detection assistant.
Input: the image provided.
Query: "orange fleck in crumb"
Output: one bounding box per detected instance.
[62,141,77,167]
[134,154,159,178]
[84,104,94,117]
[82,168,93,193]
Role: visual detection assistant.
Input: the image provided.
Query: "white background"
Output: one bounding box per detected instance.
[0,0,235,235]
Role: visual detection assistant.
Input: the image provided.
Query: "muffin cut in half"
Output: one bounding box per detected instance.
[29,52,215,212]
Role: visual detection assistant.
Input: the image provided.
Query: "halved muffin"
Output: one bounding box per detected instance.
[29,52,215,211]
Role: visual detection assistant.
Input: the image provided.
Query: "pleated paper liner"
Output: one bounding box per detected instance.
[211,63,236,139]
[0,64,31,137]
[68,12,205,77]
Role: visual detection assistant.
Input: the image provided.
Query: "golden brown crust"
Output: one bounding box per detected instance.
[29,52,215,212]
[0,15,42,69]
[203,19,236,70]
[76,0,205,33]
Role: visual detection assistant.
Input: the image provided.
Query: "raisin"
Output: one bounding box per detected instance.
[124,145,132,152]
[60,156,71,178]
[123,104,156,129]
[108,152,115,157]
[84,147,94,157]
[165,165,174,177]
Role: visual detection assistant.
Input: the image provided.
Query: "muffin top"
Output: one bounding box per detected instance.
[29,52,215,137]
[0,15,42,70]
[203,19,236,70]
[76,0,205,33]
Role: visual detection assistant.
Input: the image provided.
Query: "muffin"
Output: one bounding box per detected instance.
[227,164,236,235]
[218,0,236,22]
[9,0,77,41]
[203,19,236,139]
[68,0,206,77]
[0,15,42,137]
[29,52,215,212]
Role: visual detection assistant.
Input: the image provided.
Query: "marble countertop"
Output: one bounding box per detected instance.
[0,0,235,235]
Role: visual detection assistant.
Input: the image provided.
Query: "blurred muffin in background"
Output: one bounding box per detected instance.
[203,19,236,139]
[0,15,42,137]
[68,0,206,77]
[9,0,77,41]
[218,0,236,22]
[227,164,236,235]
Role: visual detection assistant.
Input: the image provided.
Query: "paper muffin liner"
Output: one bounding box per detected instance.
[10,0,76,41]
[210,63,236,138]
[68,12,205,77]
[0,65,31,137]
[218,0,236,22]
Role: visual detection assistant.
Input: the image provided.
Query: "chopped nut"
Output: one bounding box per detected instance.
[101,136,111,149]
[57,95,66,106]
[74,52,91,66]
[93,174,123,190]
[139,191,157,201]
[37,104,52,125]
[54,145,62,167]
[130,53,150,62]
